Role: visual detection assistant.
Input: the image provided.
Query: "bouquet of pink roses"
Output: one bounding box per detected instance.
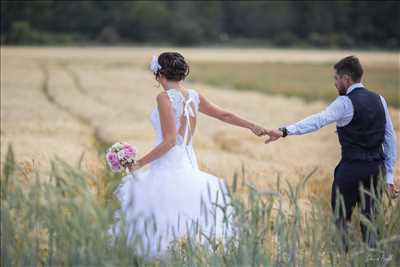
[106,142,137,173]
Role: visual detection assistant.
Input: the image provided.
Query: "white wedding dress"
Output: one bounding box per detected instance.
[108,89,234,257]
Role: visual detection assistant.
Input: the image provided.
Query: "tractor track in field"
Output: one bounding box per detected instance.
[40,63,110,152]
[63,65,110,107]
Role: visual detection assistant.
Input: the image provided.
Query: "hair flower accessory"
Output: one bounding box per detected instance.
[150,55,161,74]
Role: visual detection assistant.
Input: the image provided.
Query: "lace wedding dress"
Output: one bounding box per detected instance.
[108,89,234,257]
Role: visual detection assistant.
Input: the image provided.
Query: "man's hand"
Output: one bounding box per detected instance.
[387,184,399,199]
[264,129,283,144]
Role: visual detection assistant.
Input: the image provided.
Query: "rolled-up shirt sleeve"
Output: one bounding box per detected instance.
[286,96,353,135]
[380,96,397,184]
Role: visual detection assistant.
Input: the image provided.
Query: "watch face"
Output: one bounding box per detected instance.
[279,127,287,137]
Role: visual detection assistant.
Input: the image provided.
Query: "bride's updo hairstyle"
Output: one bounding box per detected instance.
[157,52,190,81]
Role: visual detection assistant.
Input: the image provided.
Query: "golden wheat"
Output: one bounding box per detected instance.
[1,47,399,193]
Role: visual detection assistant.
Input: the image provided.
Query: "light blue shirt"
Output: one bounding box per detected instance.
[287,83,397,184]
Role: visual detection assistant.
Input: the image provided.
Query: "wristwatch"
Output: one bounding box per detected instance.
[278,127,288,138]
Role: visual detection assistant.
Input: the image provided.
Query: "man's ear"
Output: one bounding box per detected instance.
[343,74,352,83]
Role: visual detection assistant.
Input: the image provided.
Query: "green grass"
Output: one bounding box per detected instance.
[1,146,400,266]
[189,62,399,108]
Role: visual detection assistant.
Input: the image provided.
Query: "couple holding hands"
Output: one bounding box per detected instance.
[109,53,397,256]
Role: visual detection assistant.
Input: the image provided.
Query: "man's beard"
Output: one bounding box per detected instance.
[338,87,347,96]
[339,89,346,95]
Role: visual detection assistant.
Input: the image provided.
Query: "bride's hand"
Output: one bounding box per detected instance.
[127,160,143,172]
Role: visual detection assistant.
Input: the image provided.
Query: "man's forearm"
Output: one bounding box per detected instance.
[287,112,327,135]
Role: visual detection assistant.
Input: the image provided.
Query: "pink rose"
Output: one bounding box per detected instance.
[106,152,121,171]
[123,144,136,158]
[123,148,132,158]
[107,152,119,163]
[111,162,121,172]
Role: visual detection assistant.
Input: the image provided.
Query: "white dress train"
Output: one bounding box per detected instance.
[108,89,234,257]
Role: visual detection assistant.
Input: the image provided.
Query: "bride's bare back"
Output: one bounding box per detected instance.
[177,91,197,145]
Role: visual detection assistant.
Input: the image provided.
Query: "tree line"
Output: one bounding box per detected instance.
[1,1,399,49]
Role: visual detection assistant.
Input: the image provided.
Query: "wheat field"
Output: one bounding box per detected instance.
[1,46,399,196]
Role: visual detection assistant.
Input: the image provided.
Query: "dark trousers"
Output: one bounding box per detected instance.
[331,159,384,250]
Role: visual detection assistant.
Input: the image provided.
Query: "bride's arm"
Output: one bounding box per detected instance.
[132,92,176,169]
[198,93,266,136]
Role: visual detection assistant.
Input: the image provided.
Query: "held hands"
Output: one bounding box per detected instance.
[387,184,400,199]
[250,124,269,136]
[249,125,284,144]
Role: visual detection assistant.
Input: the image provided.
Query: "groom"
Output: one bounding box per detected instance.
[265,56,397,249]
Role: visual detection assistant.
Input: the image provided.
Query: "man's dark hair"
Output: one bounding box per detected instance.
[334,56,363,82]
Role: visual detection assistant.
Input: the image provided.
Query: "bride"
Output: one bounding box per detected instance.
[108,52,269,257]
